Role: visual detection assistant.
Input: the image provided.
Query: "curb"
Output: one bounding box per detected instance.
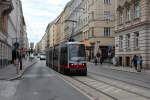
[88,62,150,76]
[102,66,150,76]
[9,61,38,81]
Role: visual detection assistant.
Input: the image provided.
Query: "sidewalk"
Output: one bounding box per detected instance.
[0,59,37,81]
[88,62,150,75]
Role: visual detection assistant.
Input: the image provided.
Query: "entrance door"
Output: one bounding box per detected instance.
[119,57,122,66]
[126,57,130,66]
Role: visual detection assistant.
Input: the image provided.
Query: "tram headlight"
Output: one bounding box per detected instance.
[82,63,86,67]
[69,63,74,66]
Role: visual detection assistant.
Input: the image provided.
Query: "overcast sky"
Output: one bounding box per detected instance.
[22,0,70,44]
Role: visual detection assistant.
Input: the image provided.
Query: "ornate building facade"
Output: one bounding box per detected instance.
[0,0,13,67]
[115,0,150,68]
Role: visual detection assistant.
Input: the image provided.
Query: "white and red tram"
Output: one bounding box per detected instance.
[46,42,87,75]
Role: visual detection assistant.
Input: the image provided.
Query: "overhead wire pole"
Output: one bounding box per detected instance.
[63,7,85,42]
[64,20,77,42]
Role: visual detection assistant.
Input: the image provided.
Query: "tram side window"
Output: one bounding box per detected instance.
[53,48,58,60]
[60,47,67,65]
[49,50,52,65]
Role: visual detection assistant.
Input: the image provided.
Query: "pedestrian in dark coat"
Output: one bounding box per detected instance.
[94,56,98,65]
[100,56,104,65]
[139,56,143,69]
[132,55,138,70]
[12,49,20,74]
[19,53,22,70]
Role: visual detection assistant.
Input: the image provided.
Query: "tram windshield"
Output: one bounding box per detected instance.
[69,44,86,61]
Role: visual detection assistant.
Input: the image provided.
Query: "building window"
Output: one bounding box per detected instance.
[104,0,111,4]
[119,36,123,49]
[126,34,130,48]
[126,8,131,21]
[119,12,123,24]
[104,27,111,37]
[134,32,139,49]
[134,0,141,18]
[2,15,8,33]
[104,11,111,21]
[0,15,2,31]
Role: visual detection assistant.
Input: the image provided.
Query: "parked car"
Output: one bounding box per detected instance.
[37,54,41,58]
[40,54,46,60]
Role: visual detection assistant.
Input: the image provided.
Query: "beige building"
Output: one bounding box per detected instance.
[115,0,150,68]
[44,0,116,61]
[45,22,54,48]
[62,0,83,42]
[72,0,116,60]
[46,12,64,48]
[54,14,63,45]
[38,32,47,53]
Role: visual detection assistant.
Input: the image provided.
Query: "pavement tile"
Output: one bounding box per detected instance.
[0,59,37,81]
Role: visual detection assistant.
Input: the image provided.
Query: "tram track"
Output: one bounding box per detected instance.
[53,67,150,100]
[71,77,118,100]
[59,74,117,100]
[58,73,150,100]
[89,71,150,90]
[87,74,150,99]
[71,76,150,100]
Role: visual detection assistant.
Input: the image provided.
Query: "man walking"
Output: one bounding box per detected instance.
[12,49,20,74]
[132,55,138,70]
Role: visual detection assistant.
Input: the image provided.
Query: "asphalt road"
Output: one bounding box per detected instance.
[0,61,89,100]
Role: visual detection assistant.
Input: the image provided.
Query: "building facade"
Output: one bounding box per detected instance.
[2,0,27,67]
[0,0,13,67]
[115,0,150,68]
[38,33,47,54]
[72,0,116,60]
[43,0,116,62]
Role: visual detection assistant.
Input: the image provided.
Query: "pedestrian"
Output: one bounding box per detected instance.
[112,56,117,66]
[132,55,138,70]
[94,56,98,65]
[96,52,101,64]
[137,56,143,72]
[139,56,143,69]
[12,49,20,74]
[19,52,22,70]
[100,56,103,65]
